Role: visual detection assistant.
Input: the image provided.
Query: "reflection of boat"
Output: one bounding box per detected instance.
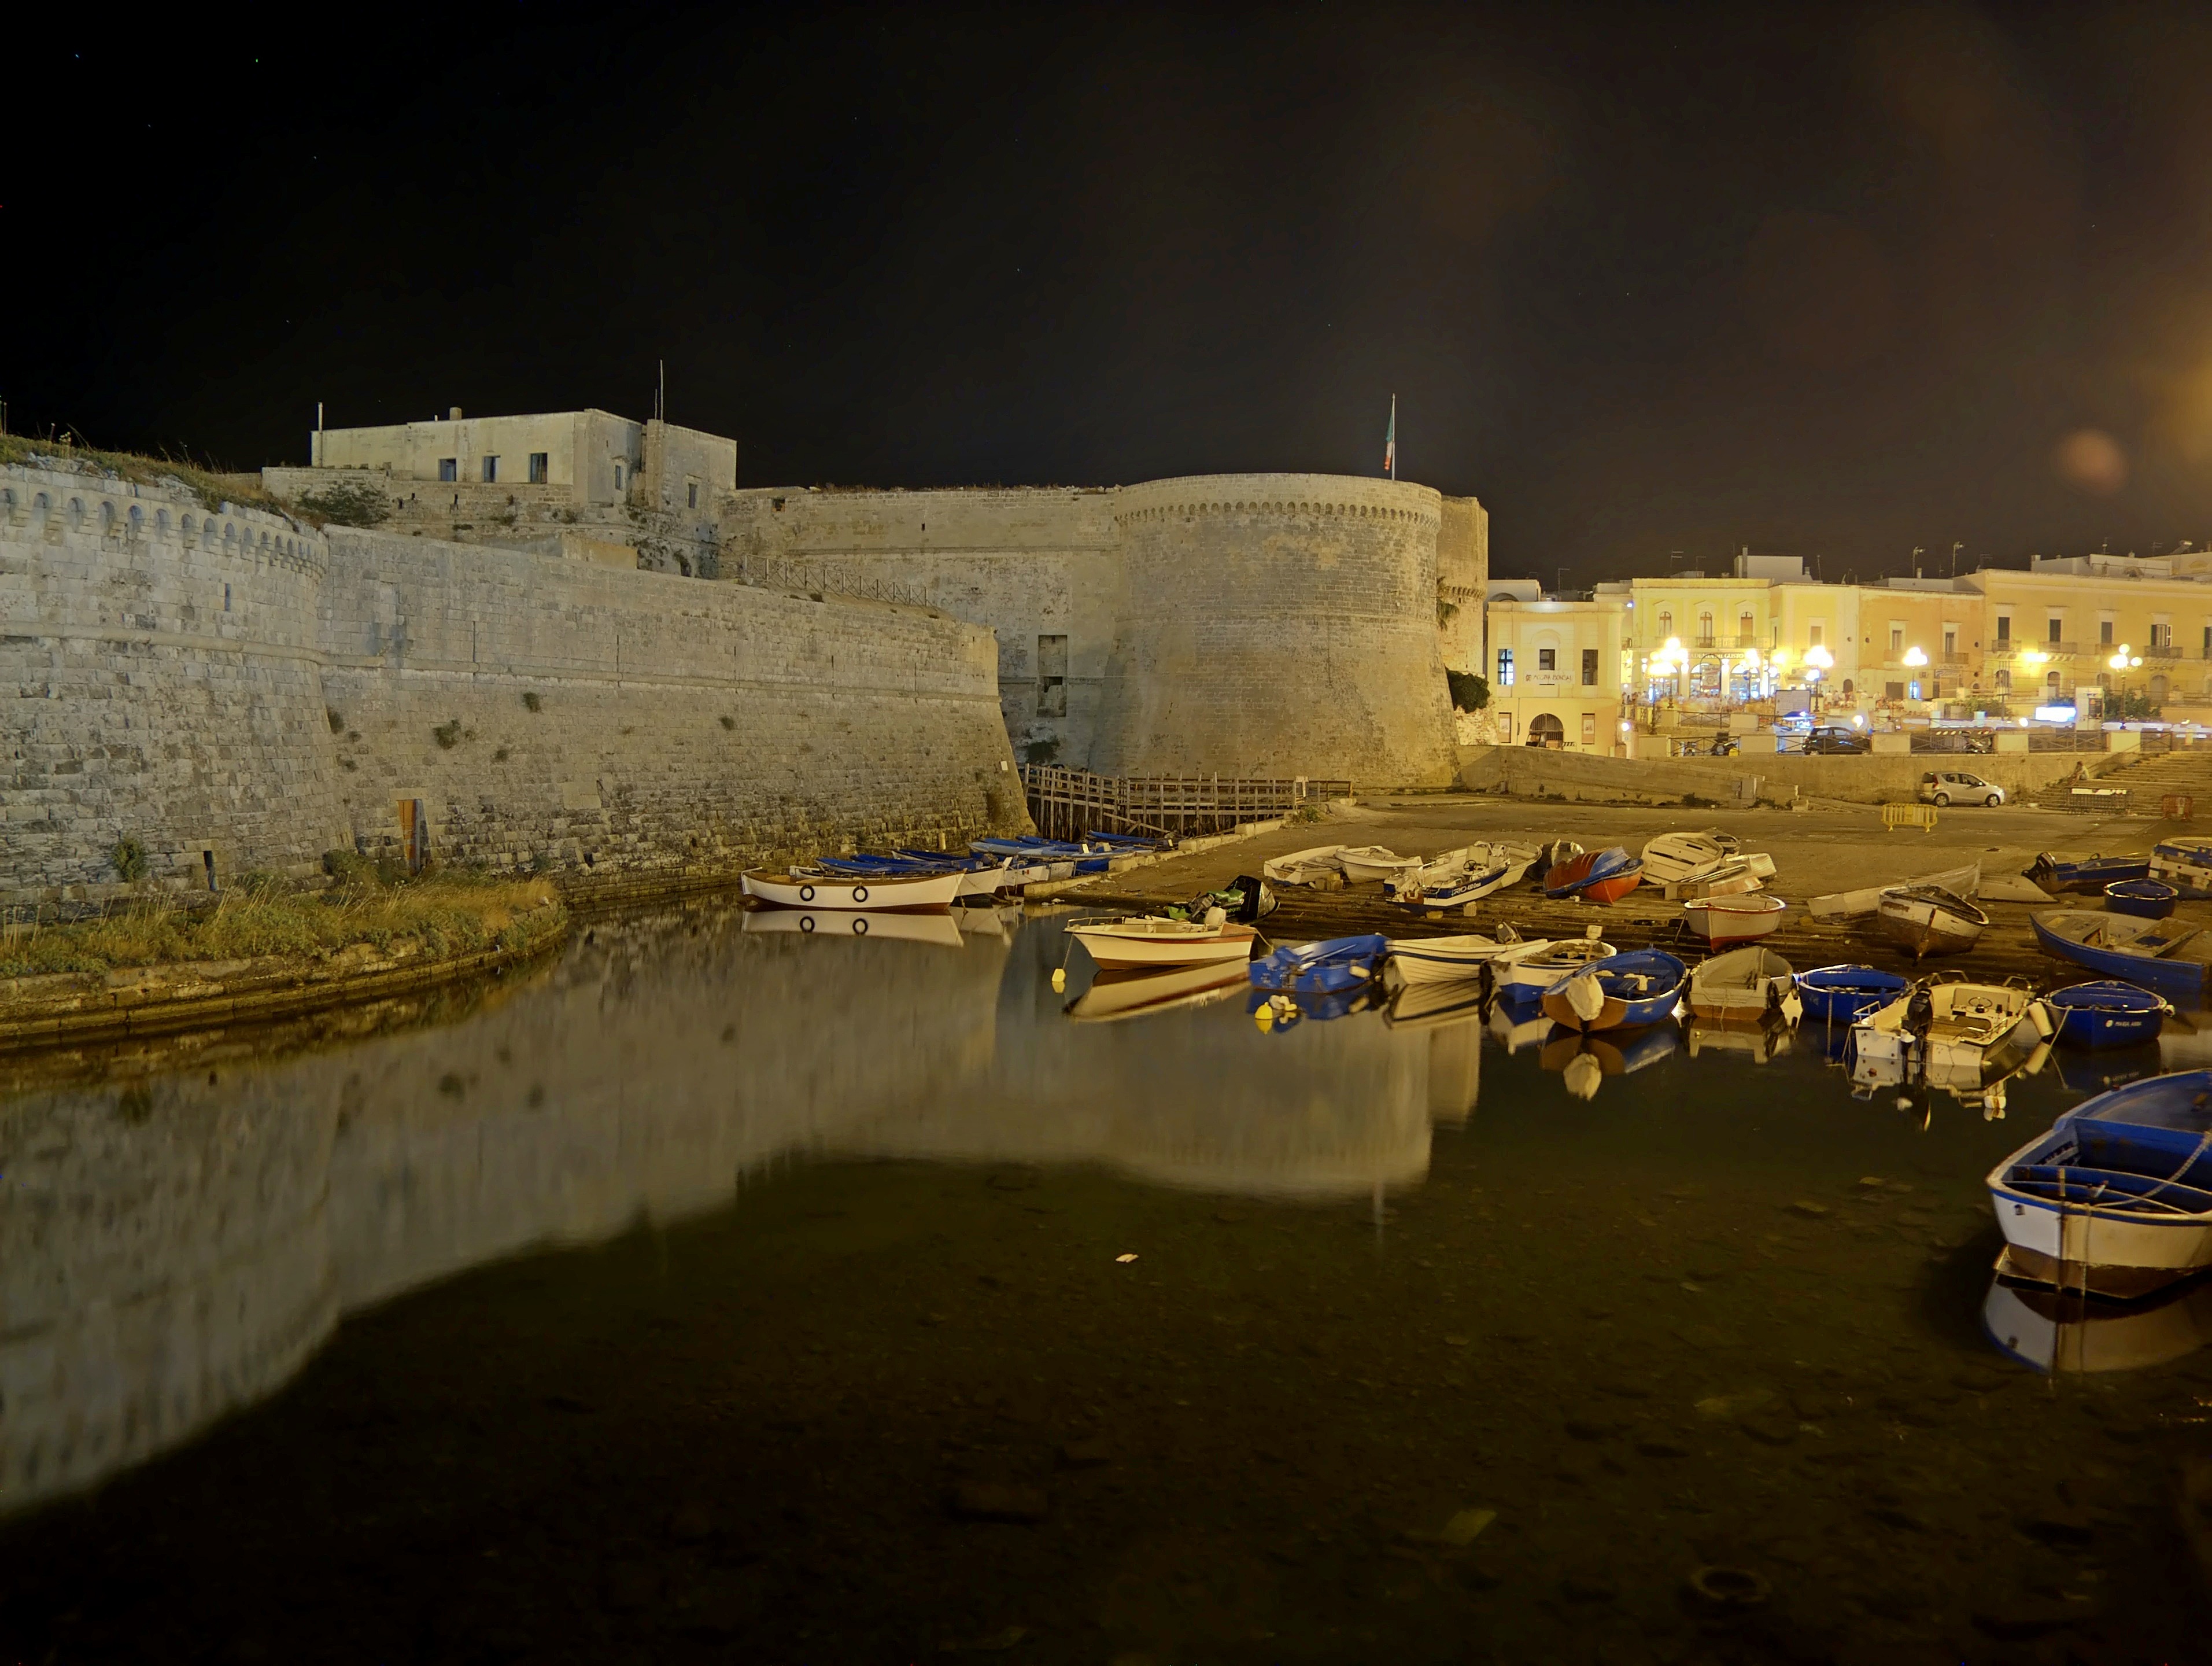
[1495,935,1616,1001]
[1065,916,1258,969]
[1541,950,1687,1032]
[1987,1070,2212,1299]
[1796,964,1907,1024]
[1686,1016,1792,1062]
[2031,910,2212,1006]
[2150,839,2212,898]
[1383,978,1489,1030]
[1682,893,1789,946]
[1249,934,1388,994]
[1486,1001,1554,1052]
[740,868,966,911]
[1810,860,1980,921]
[1877,884,1989,959]
[1640,830,1740,886]
[1687,946,1800,1023]
[2054,1042,2165,1096]
[1066,961,1251,1023]
[740,908,966,946]
[2107,879,2179,919]
[2047,981,2174,1049]
[1543,846,1645,905]
[1983,1273,2212,1373]
[1387,930,1547,985]
[1541,1019,1680,1091]
[1336,846,1421,884]
[1850,974,2055,1110]
[2028,852,2152,894]
[1249,985,1384,1031]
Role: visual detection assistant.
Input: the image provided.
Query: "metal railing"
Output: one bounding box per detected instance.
[1018,766,1351,841]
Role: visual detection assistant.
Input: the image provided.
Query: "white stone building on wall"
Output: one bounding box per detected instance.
[1484,590,1634,750]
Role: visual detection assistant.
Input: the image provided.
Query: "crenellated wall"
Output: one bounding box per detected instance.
[0,462,1023,906]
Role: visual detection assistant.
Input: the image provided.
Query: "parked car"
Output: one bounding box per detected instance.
[1802,725,1871,754]
[1919,769,2004,808]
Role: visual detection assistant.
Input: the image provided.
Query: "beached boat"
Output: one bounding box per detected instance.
[1065,916,1258,970]
[741,868,967,911]
[1686,945,1800,1024]
[2046,981,2174,1050]
[1493,935,1617,1001]
[1261,844,1347,886]
[1639,830,1741,886]
[1849,974,2054,1099]
[2030,910,2212,1007]
[1664,858,1771,902]
[1683,892,1789,945]
[2151,839,2212,899]
[1877,884,1990,959]
[1794,964,1908,1024]
[1543,846,1645,905]
[970,835,1113,876]
[1065,960,1251,1023]
[1249,934,1388,995]
[1335,847,1422,885]
[1540,949,1688,1033]
[1986,1069,2212,1299]
[2108,879,2180,919]
[1809,860,1980,922]
[1386,841,1541,907]
[1983,1271,2212,1374]
[1387,929,1548,986]
[739,907,966,946]
[2029,853,2153,894]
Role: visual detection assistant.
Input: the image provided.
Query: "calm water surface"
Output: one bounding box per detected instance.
[3,902,2209,1664]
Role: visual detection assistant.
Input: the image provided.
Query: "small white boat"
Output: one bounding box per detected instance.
[1065,916,1258,970]
[1851,974,2055,1107]
[1986,1070,2212,1300]
[1878,884,1989,959]
[1686,945,1800,1024]
[1336,846,1422,884]
[1640,830,1741,886]
[1494,934,1616,999]
[1809,860,1980,921]
[1683,892,1790,945]
[1387,928,1549,985]
[741,868,966,911]
[1262,843,1347,886]
[1066,960,1251,1022]
[1664,857,1772,902]
[739,908,966,946]
[1386,841,1542,906]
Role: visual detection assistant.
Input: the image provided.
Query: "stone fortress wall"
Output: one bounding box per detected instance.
[1,460,1021,905]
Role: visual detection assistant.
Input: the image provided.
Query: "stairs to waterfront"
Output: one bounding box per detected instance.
[2046,746,2212,818]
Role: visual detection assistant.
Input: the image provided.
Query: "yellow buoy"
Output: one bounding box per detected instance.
[1050,967,1066,992]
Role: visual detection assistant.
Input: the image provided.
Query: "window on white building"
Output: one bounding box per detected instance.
[1497,648,1515,687]
[1538,648,1556,672]
[482,455,500,482]
[1581,648,1598,685]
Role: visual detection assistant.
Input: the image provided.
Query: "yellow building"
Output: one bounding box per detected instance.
[1485,592,1634,750]
[1966,556,2212,714]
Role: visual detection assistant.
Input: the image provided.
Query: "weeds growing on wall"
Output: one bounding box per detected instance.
[0,433,290,518]
[433,720,463,749]
[295,477,392,528]
[1446,670,1490,712]
[109,838,150,883]
[0,871,566,979]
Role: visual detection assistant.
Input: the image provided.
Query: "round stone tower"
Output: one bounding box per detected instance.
[1090,473,1458,787]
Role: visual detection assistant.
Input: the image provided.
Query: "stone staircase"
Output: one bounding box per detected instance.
[2043,746,2212,819]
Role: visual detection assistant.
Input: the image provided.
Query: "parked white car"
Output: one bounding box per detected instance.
[1918,769,2004,807]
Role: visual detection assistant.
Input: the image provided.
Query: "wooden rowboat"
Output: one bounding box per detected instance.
[1682,893,1789,945]
[1876,884,1989,959]
[741,868,966,911]
[1810,860,1979,922]
[1540,949,1687,1032]
[1686,945,1800,1024]
[1065,917,1258,970]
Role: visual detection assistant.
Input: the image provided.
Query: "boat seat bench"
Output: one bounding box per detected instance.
[2006,1162,2212,1214]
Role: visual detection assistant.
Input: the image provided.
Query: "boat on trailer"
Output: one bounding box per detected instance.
[1064,916,1258,970]
[2045,981,2176,1050]
[1540,949,1688,1033]
[2030,910,2212,1007]
[2151,839,2212,898]
[741,868,967,911]
[2029,852,2153,894]
[1986,1069,2212,1299]
[1686,945,1800,1024]
[1877,884,1989,959]
[1794,964,1908,1025]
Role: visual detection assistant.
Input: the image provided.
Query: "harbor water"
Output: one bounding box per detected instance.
[2,901,2208,1663]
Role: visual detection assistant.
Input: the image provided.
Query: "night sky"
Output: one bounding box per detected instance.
[13,3,2212,583]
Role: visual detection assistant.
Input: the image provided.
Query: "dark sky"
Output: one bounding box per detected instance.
[13,2,2212,581]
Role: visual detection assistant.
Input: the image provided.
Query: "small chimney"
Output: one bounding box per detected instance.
[449,406,464,421]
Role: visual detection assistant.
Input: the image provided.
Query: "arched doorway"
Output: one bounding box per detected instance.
[1528,712,1566,747]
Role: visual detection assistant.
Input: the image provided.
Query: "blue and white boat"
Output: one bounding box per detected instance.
[1795,964,1908,1024]
[1248,934,1388,996]
[1538,949,1687,1033]
[2045,981,2174,1049]
[2107,878,2179,919]
[2029,853,2152,894]
[2030,910,2212,1006]
[970,836,1113,876]
[1988,1069,2212,1299]
[2151,839,2212,898]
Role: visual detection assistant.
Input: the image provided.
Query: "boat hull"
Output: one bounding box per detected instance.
[2152,841,2212,899]
[741,869,966,911]
[1539,950,1687,1033]
[1683,895,1788,945]
[1876,887,1988,959]
[1795,964,1907,1024]
[2032,854,2152,894]
[1066,922,1257,969]
[2030,911,2212,1005]
[2047,982,2172,1049]
[1579,866,1645,906]
[1387,934,1545,985]
[2107,879,2178,919]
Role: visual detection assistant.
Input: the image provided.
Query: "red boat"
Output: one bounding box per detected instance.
[1542,847,1646,907]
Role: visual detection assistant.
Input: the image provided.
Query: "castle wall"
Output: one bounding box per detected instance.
[1437,494,1489,676]
[1092,474,1460,786]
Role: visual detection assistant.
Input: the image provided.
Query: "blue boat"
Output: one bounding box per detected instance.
[2045,981,2174,1049]
[2029,852,2152,894]
[1248,934,1389,996]
[2030,910,2212,1006]
[1795,964,1908,1024]
[2107,878,2178,919]
[1538,948,1687,1032]
[2151,839,2212,898]
[970,836,1111,875]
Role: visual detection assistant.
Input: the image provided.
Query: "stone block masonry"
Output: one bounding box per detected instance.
[0,461,1023,906]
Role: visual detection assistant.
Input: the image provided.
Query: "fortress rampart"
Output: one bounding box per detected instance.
[1,462,1021,905]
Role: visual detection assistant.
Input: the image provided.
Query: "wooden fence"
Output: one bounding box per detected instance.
[1019,767,1352,841]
